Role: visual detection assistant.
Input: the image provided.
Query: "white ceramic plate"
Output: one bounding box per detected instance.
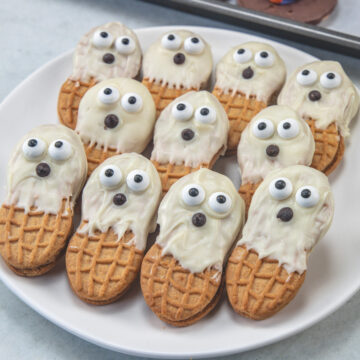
[0,26,359,359]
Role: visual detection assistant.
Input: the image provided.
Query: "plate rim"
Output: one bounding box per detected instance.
[1,25,359,359]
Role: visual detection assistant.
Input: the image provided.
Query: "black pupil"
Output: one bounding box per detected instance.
[122,38,130,45]
[260,51,268,58]
[237,48,245,54]
[105,168,114,177]
[189,188,199,197]
[104,88,112,95]
[55,141,63,148]
[177,103,186,111]
[134,174,143,183]
[168,34,175,40]
[216,195,226,204]
[283,122,291,130]
[128,96,137,104]
[327,72,335,79]
[302,69,310,76]
[301,189,311,198]
[258,122,266,131]
[191,37,199,43]
[100,32,108,38]
[200,108,209,116]
[28,139,37,147]
[275,180,286,190]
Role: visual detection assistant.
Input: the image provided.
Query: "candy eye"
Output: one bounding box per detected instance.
[98,86,120,104]
[121,93,143,113]
[208,192,232,213]
[277,118,300,139]
[320,71,342,89]
[99,165,122,188]
[184,36,205,55]
[182,184,205,206]
[161,33,181,50]
[92,30,113,48]
[269,177,293,200]
[172,101,194,121]
[252,119,274,139]
[296,186,319,208]
[296,69,317,86]
[233,48,252,64]
[254,51,274,67]
[22,138,46,159]
[126,170,150,192]
[48,139,72,161]
[115,36,136,55]
[194,106,216,124]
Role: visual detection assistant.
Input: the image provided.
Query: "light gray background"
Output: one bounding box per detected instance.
[1,1,360,359]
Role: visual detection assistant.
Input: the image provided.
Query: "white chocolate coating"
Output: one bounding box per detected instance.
[238,165,334,274]
[238,105,315,184]
[157,168,245,273]
[278,61,360,137]
[151,91,228,167]
[6,125,87,214]
[70,22,142,82]
[142,30,213,89]
[215,42,286,103]
[80,153,162,251]
[76,78,156,152]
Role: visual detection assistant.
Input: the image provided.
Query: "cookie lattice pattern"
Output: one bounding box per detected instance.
[142,78,195,117]
[66,223,143,303]
[141,244,220,322]
[0,199,72,270]
[84,143,119,176]
[238,182,261,214]
[226,245,305,320]
[306,119,343,175]
[213,87,266,154]
[58,78,97,129]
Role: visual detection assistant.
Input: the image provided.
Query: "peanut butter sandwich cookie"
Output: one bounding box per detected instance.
[76,77,156,175]
[141,168,245,326]
[0,125,87,276]
[238,105,314,211]
[213,42,286,154]
[142,30,213,117]
[58,22,142,129]
[66,153,161,305]
[278,61,359,174]
[151,91,228,194]
[226,165,334,320]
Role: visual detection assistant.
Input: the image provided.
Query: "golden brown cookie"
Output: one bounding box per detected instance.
[141,243,222,326]
[66,223,143,305]
[238,182,261,214]
[226,245,306,320]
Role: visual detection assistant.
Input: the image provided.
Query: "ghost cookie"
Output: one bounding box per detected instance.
[142,30,213,117]
[213,42,286,155]
[278,61,360,174]
[141,168,245,326]
[226,165,334,320]
[58,22,142,129]
[151,91,228,194]
[238,105,315,211]
[76,77,156,175]
[66,153,161,305]
[0,125,87,276]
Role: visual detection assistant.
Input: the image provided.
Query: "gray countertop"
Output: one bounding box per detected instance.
[1,0,360,359]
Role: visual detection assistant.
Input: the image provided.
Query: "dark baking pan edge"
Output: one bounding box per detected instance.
[143,0,360,58]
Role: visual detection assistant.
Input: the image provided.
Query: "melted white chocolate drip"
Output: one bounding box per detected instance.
[238,165,334,274]
[278,61,360,137]
[157,168,245,273]
[238,105,315,184]
[6,125,87,214]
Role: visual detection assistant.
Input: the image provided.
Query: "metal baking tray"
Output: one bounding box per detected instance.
[143,0,360,58]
